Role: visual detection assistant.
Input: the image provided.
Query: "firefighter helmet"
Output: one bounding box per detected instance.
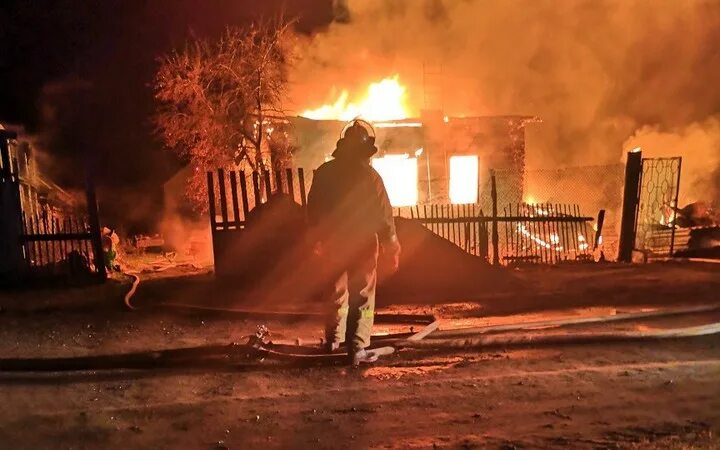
[334,119,377,158]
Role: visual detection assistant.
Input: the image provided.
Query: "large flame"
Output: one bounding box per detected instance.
[371,154,418,206]
[300,75,411,122]
[449,155,479,204]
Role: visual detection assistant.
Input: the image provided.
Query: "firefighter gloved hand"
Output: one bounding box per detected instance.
[381,237,401,273]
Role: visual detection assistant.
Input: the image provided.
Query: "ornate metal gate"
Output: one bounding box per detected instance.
[635,157,682,257]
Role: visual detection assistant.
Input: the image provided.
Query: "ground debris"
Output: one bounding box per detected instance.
[603,421,713,446]
[331,405,376,414]
[544,409,572,420]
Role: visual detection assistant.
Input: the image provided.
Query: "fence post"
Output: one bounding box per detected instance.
[85,161,107,281]
[0,130,15,181]
[594,209,606,250]
[207,171,217,230]
[217,169,228,229]
[669,157,682,256]
[618,149,643,262]
[0,131,25,280]
[490,170,500,265]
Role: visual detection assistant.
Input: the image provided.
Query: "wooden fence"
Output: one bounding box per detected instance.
[20,212,99,279]
[499,203,595,264]
[394,204,490,258]
[1,131,105,284]
[207,168,597,267]
[207,168,309,232]
[395,202,596,265]
[206,168,311,279]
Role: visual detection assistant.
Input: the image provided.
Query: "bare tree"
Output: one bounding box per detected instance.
[154,20,297,211]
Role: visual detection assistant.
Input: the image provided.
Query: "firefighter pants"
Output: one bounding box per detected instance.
[324,247,378,351]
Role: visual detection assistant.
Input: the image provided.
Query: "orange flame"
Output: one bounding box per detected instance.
[300,75,412,122]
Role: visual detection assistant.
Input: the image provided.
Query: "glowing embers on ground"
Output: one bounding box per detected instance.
[514,202,592,255]
[517,223,552,249]
[516,222,590,254]
[300,75,412,122]
[449,155,479,204]
[372,154,418,207]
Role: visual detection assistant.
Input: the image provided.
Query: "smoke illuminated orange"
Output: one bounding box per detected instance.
[300,75,411,122]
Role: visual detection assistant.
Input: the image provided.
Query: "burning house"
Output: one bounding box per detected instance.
[0,124,77,218]
[290,77,539,209]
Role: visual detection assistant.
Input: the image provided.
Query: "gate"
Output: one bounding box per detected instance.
[635,157,682,257]
[206,168,311,279]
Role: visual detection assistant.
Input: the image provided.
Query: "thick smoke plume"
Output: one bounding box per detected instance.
[290,0,720,202]
[624,116,720,204]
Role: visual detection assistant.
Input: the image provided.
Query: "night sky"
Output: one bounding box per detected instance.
[0,0,332,231]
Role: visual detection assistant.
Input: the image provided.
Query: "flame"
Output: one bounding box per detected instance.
[371,154,418,206]
[449,155,479,204]
[300,75,412,122]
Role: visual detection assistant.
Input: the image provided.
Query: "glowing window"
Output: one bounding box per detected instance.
[449,155,479,204]
[372,154,418,206]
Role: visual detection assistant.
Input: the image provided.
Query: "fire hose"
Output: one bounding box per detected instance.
[0,273,719,372]
[123,273,434,325]
[116,272,720,355]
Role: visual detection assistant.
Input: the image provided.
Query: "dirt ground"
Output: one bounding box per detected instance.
[0,260,719,449]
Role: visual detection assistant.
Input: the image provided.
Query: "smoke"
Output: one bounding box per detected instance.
[290,0,720,197]
[160,165,214,265]
[624,116,720,204]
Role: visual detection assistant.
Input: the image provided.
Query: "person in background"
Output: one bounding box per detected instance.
[101,226,121,272]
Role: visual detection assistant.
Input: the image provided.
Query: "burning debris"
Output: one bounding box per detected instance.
[672,202,720,258]
[674,202,720,229]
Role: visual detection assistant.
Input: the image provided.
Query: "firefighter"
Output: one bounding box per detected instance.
[307,120,401,365]
[101,226,120,271]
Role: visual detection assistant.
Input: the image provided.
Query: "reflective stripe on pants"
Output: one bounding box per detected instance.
[324,246,378,351]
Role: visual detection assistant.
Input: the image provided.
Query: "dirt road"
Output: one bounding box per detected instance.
[0,262,719,449]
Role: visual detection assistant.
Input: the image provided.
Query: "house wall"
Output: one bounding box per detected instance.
[289,115,531,207]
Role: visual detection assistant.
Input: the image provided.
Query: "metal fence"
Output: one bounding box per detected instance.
[522,164,624,258]
[635,157,682,257]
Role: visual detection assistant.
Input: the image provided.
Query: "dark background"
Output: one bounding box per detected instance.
[0,0,333,233]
